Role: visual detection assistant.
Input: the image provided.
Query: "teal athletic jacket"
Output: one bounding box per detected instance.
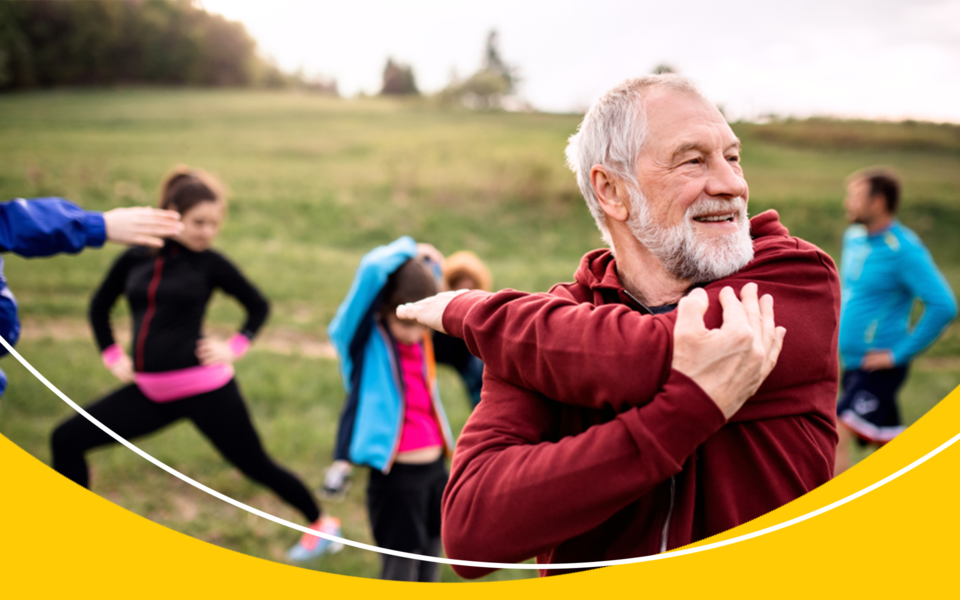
[839,220,957,369]
[328,236,454,473]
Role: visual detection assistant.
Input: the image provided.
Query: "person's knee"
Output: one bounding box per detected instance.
[50,418,81,455]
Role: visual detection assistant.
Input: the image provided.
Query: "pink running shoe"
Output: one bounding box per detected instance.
[287,516,343,561]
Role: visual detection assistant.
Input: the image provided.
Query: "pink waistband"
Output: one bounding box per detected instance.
[135,364,234,402]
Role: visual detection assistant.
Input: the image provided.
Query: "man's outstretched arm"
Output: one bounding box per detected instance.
[399,240,835,413]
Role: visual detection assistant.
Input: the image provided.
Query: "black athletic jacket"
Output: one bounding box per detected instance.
[89,240,269,373]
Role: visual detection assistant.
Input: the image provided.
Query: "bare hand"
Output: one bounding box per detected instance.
[107,352,135,383]
[104,207,183,248]
[395,289,472,334]
[672,284,786,419]
[416,243,446,267]
[195,338,235,366]
[861,350,895,371]
[416,243,447,288]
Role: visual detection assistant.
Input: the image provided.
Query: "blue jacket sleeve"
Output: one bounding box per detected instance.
[0,198,106,257]
[327,236,418,391]
[0,277,14,392]
[890,243,958,365]
[0,267,20,355]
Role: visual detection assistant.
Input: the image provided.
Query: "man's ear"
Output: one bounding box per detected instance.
[590,165,630,223]
[870,192,890,217]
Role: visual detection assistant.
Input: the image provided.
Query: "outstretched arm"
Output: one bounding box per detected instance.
[0,198,107,256]
[0,198,180,256]
[401,284,785,414]
[102,206,182,248]
[400,240,835,413]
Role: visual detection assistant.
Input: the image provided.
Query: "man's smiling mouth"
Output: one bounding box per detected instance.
[693,213,735,223]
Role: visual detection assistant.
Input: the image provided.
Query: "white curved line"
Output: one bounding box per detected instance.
[4,334,956,570]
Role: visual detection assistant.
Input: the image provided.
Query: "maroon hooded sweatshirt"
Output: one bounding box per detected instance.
[440,210,840,578]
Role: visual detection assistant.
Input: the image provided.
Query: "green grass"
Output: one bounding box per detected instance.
[0,89,957,580]
[0,337,529,581]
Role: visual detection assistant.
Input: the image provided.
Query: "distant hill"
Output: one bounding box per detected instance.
[736,118,960,154]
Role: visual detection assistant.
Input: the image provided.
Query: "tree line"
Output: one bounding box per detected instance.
[0,2,517,109]
[0,0,293,91]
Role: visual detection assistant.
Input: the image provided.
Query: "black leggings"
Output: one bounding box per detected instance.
[50,379,320,523]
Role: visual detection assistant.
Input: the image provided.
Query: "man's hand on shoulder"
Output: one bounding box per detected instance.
[396,289,472,334]
[672,283,786,419]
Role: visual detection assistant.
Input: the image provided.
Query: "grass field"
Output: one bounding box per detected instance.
[0,89,957,580]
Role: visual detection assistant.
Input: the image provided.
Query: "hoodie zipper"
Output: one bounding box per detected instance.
[379,324,405,474]
[660,475,676,553]
[623,286,681,553]
[623,286,677,552]
[135,255,165,372]
[622,288,653,314]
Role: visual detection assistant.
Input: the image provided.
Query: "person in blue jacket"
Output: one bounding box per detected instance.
[0,197,182,396]
[322,236,455,580]
[835,167,958,474]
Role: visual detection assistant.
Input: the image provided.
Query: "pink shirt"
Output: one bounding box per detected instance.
[396,341,443,453]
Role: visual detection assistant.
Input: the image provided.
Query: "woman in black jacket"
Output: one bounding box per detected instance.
[50,166,340,561]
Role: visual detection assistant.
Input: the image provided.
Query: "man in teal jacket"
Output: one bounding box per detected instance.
[836,167,957,474]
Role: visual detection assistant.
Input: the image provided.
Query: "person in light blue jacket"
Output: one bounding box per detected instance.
[0,197,181,396]
[835,167,957,474]
[322,236,454,580]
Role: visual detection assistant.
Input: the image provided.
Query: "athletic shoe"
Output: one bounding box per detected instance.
[320,462,352,501]
[287,516,343,561]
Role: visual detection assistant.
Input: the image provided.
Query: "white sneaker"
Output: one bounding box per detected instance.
[320,462,352,501]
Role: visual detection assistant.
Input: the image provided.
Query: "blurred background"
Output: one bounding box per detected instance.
[0,0,957,581]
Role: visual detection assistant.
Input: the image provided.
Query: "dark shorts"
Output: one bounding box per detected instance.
[367,457,448,553]
[837,367,909,444]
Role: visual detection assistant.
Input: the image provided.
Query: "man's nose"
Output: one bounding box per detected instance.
[705,157,748,199]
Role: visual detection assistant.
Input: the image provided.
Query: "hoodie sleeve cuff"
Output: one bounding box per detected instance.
[622,368,727,467]
[441,290,490,339]
[101,344,124,368]
[84,212,107,248]
[229,333,251,358]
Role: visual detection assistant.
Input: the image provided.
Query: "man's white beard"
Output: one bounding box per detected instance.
[626,188,754,283]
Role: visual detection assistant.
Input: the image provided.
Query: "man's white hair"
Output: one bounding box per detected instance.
[565,74,712,247]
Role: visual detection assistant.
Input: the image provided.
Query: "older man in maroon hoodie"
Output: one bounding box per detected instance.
[399,75,840,577]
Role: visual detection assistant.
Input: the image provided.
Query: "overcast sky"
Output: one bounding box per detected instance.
[201,0,960,122]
